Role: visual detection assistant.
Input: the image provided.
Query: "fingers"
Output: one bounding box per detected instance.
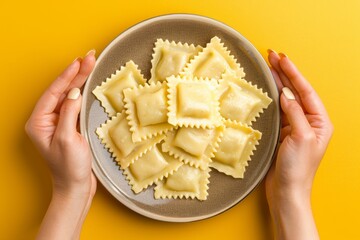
[55,88,82,138]
[268,50,297,96]
[67,50,96,91]
[280,88,312,136]
[53,51,96,140]
[270,67,283,92]
[32,60,81,116]
[278,56,327,116]
[268,50,304,108]
[54,51,96,113]
[269,50,333,146]
[32,50,96,118]
[267,49,282,72]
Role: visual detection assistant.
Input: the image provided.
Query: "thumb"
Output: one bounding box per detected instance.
[280,87,312,135]
[56,88,82,137]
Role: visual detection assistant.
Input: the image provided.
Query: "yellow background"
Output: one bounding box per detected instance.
[1,0,359,239]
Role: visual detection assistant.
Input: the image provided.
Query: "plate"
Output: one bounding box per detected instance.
[80,14,280,222]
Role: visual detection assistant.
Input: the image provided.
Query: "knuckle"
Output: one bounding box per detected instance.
[298,131,316,142]
[55,132,73,148]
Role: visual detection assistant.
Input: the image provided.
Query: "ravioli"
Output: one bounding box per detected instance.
[181,36,245,79]
[93,36,272,201]
[167,75,222,128]
[218,70,272,125]
[124,144,183,194]
[96,111,165,169]
[162,125,224,170]
[210,120,262,178]
[93,61,146,116]
[154,164,210,201]
[123,82,175,142]
[150,39,201,83]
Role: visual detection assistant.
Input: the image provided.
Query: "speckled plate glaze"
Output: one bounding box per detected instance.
[80,14,280,222]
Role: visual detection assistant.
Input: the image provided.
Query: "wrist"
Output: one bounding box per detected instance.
[268,189,319,240]
[37,185,94,240]
[266,175,312,211]
[270,190,311,217]
[52,177,95,201]
[51,186,93,218]
[268,186,312,221]
[52,187,93,204]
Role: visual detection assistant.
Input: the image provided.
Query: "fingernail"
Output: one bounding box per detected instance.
[67,88,81,100]
[279,52,288,59]
[282,87,295,100]
[72,57,82,63]
[267,49,277,55]
[86,49,96,57]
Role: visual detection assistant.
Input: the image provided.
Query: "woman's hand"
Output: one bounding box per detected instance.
[266,50,333,240]
[25,50,96,240]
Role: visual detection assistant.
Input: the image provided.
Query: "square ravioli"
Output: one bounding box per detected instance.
[124,144,183,194]
[123,82,175,142]
[167,75,222,128]
[95,111,165,169]
[149,39,201,83]
[181,36,245,79]
[218,70,272,125]
[162,125,224,170]
[92,36,272,201]
[210,120,262,178]
[92,61,146,116]
[154,164,210,201]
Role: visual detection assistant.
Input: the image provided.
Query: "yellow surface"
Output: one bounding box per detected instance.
[1,1,359,239]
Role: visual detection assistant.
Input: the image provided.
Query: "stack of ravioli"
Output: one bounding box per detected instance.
[93,37,272,201]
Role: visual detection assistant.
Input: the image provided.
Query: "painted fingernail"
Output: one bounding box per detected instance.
[72,57,82,63]
[86,49,96,57]
[282,87,295,100]
[67,88,81,100]
[279,52,288,59]
[267,49,277,55]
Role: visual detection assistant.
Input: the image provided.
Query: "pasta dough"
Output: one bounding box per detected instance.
[154,164,210,200]
[167,75,222,128]
[181,36,245,79]
[210,120,262,178]
[123,82,174,142]
[162,125,224,170]
[218,70,272,124]
[93,36,272,201]
[150,39,201,83]
[96,111,165,169]
[93,61,146,116]
[124,144,183,194]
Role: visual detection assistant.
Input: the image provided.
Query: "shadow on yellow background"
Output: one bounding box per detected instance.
[1,1,359,239]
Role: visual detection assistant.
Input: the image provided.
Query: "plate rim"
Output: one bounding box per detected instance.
[80,13,280,222]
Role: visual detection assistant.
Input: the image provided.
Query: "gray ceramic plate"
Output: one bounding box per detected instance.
[80,14,280,222]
